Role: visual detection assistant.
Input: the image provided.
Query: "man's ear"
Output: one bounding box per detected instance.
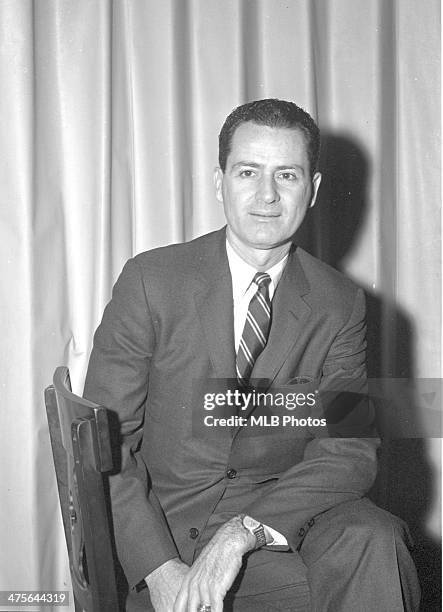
[214,167,224,203]
[309,172,322,208]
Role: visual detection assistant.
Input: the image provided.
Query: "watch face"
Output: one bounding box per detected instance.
[243,515,260,530]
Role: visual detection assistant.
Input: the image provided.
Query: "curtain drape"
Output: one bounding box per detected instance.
[0,1,440,609]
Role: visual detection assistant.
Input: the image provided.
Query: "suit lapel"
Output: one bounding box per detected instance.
[193,229,237,379]
[192,236,313,428]
[241,247,312,419]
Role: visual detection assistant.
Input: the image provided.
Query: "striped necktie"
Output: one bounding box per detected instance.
[236,272,272,386]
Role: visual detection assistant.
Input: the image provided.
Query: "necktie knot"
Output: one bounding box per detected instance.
[253,272,271,289]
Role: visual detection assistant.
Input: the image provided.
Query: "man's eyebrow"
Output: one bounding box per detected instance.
[231,161,305,172]
[231,161,261,169]
[275,164,305,173]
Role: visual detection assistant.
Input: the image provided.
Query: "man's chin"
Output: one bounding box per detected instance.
[246,234,292,251]
[227,227,293,254]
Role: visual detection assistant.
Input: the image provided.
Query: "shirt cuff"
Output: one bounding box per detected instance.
[263,522,288,546]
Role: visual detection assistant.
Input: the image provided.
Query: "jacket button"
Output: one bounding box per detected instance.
[298,527,305,537]
[308,518,315,527]
[189,527,199,539]
[226,468,237,479]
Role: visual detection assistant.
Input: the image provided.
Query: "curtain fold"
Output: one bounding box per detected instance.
[0,1,440,609]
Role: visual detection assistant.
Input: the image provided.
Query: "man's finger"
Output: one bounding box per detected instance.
[209,591,224,612]
[173,580,189,612]
[187,584,201,612]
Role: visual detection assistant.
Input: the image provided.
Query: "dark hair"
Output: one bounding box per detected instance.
[218,98,320,176]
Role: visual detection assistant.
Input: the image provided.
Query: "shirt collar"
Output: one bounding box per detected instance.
[226,239,289,297]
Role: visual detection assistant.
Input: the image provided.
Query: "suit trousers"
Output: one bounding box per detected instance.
[223,498,420,612]
[134,498,420,612]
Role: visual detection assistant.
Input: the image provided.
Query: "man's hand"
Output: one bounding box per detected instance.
[173,516,256,612]
[145,558,189,612]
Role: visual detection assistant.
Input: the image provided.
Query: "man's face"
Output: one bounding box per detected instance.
[215,122,321,256]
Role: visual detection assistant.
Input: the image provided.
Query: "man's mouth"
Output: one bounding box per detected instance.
[250,212,280,218]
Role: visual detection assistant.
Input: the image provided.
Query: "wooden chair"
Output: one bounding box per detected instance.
[45,366,120,612]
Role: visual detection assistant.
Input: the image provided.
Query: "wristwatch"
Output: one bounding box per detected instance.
[240,514,268,548]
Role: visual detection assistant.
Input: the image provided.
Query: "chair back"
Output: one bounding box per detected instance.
[45,366,120,612]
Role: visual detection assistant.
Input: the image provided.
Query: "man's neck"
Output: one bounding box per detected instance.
[226,230,291,271]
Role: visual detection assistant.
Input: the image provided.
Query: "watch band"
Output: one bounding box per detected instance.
[252,523,267,548]
[241,514,268,548]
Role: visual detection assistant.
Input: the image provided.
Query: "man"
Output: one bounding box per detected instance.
[84,99,420,611]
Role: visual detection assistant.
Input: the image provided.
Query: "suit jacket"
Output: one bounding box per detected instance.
[84,227,379,590]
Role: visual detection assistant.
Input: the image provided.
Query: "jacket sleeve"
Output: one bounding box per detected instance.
[83,258,178,589]
[242,288,380,551]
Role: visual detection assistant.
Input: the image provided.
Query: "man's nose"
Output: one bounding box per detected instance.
[257,175,280,204]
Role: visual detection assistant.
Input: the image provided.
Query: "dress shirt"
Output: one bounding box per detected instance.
[226,239,289,351]
[226,238,289,547]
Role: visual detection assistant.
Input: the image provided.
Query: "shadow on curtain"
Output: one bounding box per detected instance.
[297,130,441,609]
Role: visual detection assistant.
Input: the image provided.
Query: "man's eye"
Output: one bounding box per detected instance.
[278,172,297,181]
[239,170,255,178]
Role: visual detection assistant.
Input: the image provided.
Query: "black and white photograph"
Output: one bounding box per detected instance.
[0,1,440,611]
